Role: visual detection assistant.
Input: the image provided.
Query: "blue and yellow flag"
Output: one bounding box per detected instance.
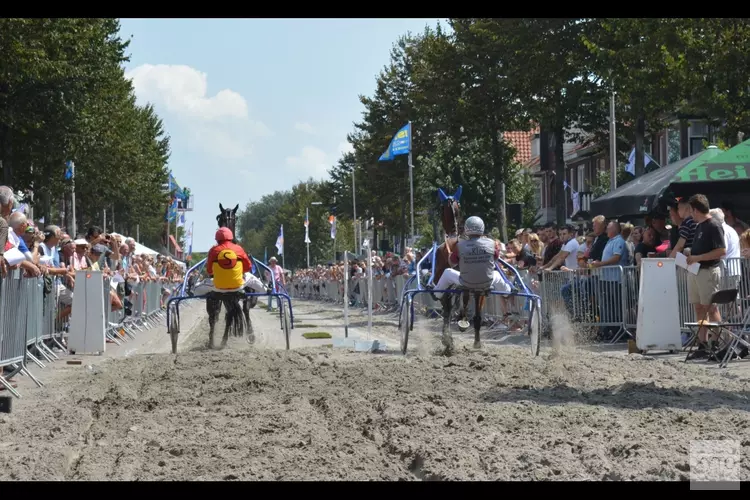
[378,122,411,161]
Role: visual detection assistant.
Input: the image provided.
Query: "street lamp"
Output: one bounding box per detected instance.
[307,201,323,268]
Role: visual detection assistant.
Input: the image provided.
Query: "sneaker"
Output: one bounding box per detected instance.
[686,347,709,360]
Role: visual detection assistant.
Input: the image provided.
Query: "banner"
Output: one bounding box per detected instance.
[378,122,411,161]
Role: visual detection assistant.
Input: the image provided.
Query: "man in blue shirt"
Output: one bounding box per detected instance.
[589,221,630,340]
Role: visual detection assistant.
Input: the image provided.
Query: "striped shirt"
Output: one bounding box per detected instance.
[678,216,697,250]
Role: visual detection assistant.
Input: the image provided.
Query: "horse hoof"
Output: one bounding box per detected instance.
[247,334,255,344]
[473,342,482,350]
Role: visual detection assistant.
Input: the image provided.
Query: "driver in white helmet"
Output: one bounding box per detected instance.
[432,215,512,297]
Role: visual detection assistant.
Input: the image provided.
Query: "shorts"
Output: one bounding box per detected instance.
[58,285,74,306]
[687,266,721,306]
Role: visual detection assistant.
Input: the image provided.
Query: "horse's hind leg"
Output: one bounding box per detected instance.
[207,299,217,349]
[473,295,483,349]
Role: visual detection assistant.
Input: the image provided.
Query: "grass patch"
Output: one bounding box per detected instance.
[302,332,333,339]
[292,324,318,328]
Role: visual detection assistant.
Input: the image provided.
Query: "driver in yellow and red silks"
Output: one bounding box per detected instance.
[206,227,252,290]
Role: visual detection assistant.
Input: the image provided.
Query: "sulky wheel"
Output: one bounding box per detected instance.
[281,301,291,351]
[168,304,180,355]
[528,298,541,357]
[399,295,411,355]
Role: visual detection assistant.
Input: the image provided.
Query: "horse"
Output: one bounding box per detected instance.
[203,203,255,347]
[429,186,489,352]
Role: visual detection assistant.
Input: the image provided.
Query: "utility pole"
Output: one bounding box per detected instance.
[609,92,617,192]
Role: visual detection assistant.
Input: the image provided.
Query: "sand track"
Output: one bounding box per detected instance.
[0,301,748,481]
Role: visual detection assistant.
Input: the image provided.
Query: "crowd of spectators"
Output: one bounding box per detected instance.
[287,196,749,361]
[0,185,186,392]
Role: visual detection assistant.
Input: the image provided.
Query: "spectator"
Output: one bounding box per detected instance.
[720,201,749,235]
[634,227,658,266]
[590,221,629,339]
[542,224,578,272]
[542,223,562,267]
[685,194,726,360]
[576,232,595,267]
[669,198,697,258]
[589,215,609,262]
[6,212,41,277]
[0,185,13,275]
[621,223,636,265]
[709,207,741,290]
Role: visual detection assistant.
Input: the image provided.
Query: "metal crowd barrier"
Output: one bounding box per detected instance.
[290,257,750,347]
[0,267,180,398]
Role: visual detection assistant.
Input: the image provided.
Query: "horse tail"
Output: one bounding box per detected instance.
[222,295,246,337]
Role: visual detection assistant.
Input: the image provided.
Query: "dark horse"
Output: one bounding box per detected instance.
[205,203,256,348]
[429,186,488,352]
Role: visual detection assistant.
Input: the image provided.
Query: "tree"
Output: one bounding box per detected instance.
[487,18,606,224]
[582,18,693,177]
[0,18,171,247]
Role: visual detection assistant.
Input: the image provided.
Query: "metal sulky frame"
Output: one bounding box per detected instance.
[166,257,295,354]
[398,242,543,356]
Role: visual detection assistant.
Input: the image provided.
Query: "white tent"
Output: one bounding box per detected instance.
[109,232,159,256]
[134,241,159,256]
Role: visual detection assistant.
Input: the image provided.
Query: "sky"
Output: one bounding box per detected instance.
[120,18,441,253]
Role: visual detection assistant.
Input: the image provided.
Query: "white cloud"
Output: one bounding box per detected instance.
[126,64,270,161]
[294,122,316,135]
[337,141,354,157]
[286,146,330,180]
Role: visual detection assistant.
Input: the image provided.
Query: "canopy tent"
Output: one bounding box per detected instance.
[590,147,723,218]
[109,232,160,256]
[134,242,159,256]
[668,139,750,197]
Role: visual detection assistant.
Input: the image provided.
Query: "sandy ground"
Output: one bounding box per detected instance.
[0,298,749,481]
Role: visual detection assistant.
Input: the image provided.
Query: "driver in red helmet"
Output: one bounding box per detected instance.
[206,227,252,290]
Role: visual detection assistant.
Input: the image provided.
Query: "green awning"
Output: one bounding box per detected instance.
[671,140,750,184]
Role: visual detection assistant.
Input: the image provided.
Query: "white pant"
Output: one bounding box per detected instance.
[193,272,266,296]
[433,268,511,297]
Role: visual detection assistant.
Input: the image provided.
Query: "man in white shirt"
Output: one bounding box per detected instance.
[541,224,579,271]
[710,208,740,283]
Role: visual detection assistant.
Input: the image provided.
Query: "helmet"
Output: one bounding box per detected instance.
[464,216,485,236]
[215,227,233,242]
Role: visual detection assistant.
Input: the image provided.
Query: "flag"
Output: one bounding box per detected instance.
[572,190,580,214]
[329,215,337,239]
[563,180,570,190]
[378,122,411,161]
[304,212,311,244]
[177,213,186,227]
[64,161,74,180]
[39,217,45,224]
[275,225,284,255]
[625,147,655,176]
[166,196,178,221]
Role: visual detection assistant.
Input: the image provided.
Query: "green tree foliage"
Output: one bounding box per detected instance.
[0,18,171,249]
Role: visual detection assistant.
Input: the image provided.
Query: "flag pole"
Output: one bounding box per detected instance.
[407,121,415,244]
[609,92,617,191]
[70,161,77,238]
[306,207,310,268]
[352,169,357,255]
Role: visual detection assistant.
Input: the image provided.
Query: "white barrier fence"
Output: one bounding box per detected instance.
[290,257,750,344]
[0,270,182,398]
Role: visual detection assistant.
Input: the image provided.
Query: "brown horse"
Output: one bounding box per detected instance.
[429,186,481,351]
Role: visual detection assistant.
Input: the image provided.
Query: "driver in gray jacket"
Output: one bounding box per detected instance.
[432,216,512,297]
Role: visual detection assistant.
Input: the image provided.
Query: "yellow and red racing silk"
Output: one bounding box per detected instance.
[207,241,251,290]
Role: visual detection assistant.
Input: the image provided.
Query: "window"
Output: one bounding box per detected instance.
[577,165,585,192]
[690,137,706,156]
[530,135,540,158]
[668,124,681,164]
